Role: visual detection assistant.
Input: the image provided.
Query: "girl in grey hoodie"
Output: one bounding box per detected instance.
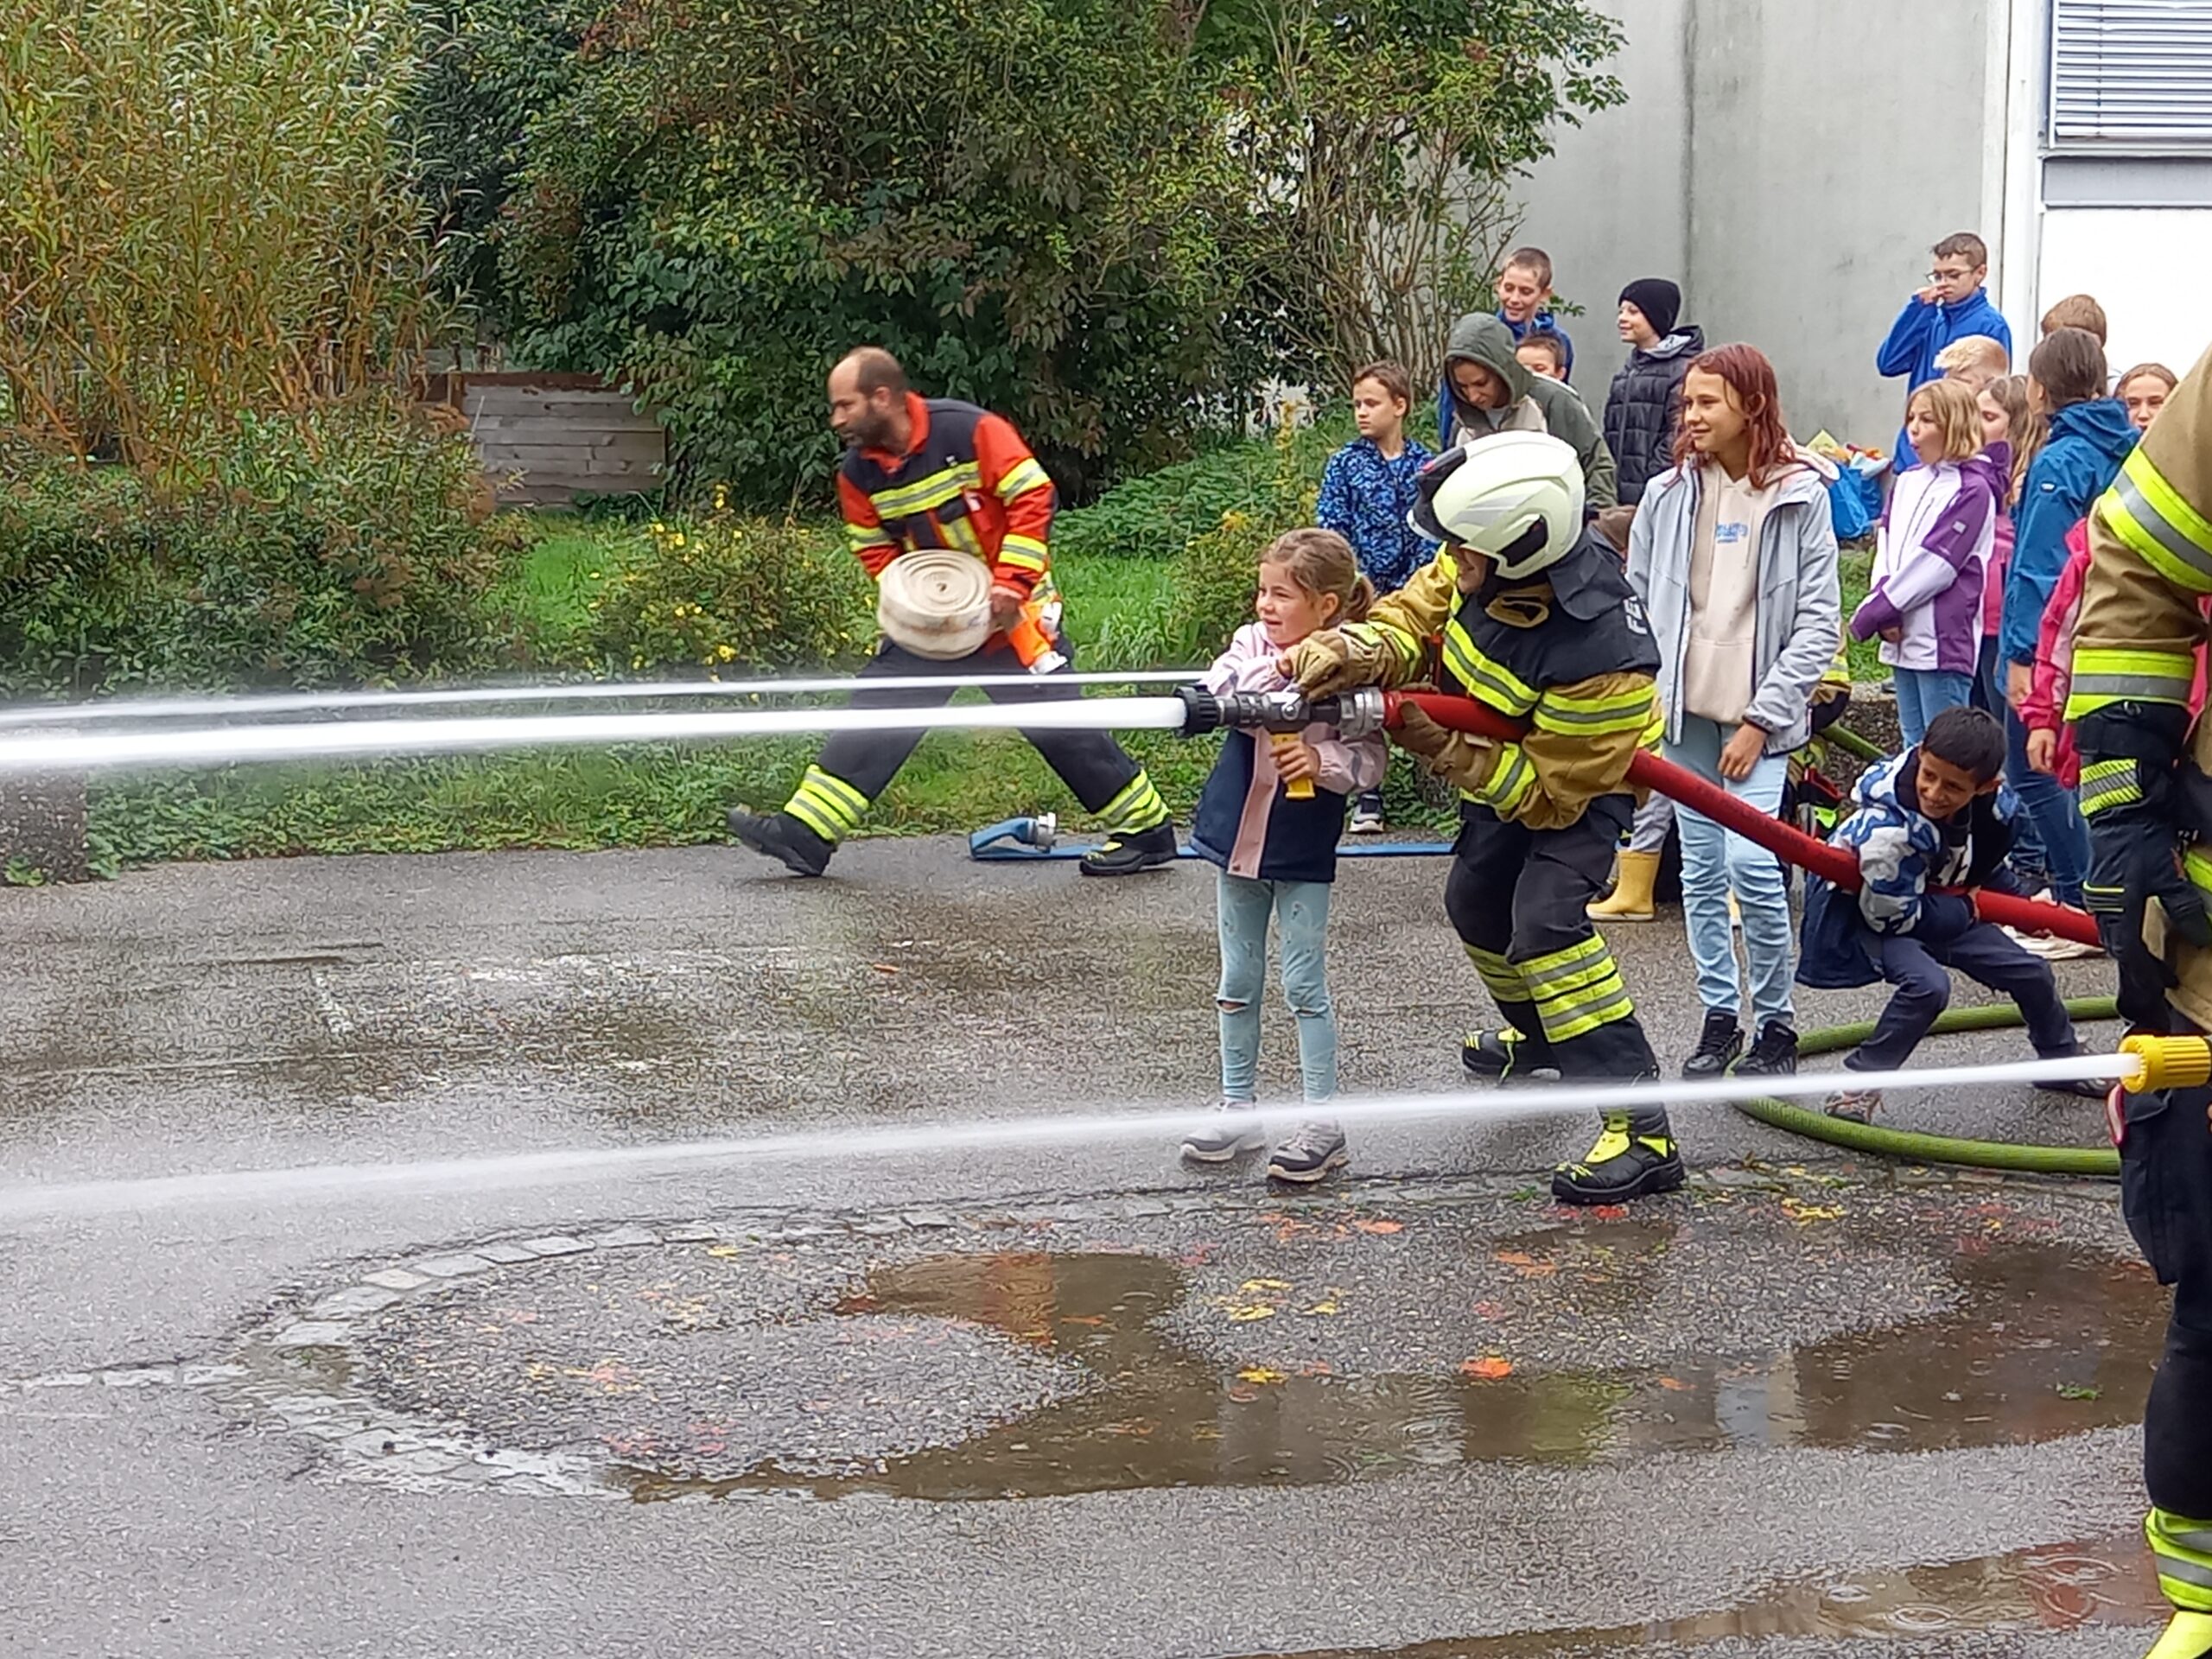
[1626,344,1843,1081]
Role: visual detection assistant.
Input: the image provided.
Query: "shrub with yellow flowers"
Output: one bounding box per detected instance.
[583,505,873,675]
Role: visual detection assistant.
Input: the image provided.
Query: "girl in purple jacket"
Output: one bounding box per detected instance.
[1851,379,2005,746]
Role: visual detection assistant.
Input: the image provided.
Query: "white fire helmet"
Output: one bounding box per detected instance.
[1408,432,1585,581]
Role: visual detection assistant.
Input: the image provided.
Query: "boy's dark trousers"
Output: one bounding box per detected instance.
[2118,1069,2212,1611]
[1845,920,2075,1072]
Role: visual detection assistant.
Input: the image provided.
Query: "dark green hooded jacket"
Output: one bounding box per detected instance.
[1441,314,1618,512]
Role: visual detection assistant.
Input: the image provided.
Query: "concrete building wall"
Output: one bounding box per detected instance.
[1512,0,2002,449]
[1513,0,1693,400]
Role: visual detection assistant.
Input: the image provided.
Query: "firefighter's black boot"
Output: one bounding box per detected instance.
[1078,822,1177,876]
[1552,1106,1684,1205]
[728,808,834,878]
[1461,1027,1561,1084]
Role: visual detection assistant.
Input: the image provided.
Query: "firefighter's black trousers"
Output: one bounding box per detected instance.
[785,639,1166,843]
[1443,795,1662,1118]
[2120,1073,2212,1609]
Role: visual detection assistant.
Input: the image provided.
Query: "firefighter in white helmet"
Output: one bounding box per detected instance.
[1282,431,1683,1203]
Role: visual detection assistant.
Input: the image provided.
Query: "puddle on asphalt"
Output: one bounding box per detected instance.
[615,1239,2164,1503]
[1241,1537,2165,1654]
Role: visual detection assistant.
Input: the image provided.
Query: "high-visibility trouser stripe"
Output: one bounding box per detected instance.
[1097,773,1170,834]
[997,535,1049,576]
[2106,451,2212,594]
[2183,847,2212,901]
[1532,970,1635,1045]
[784,766,871,843]
[1517,932,1608,989]
[869,462,982,520]
[2151,1509,2212,1611]
[995,457,1052,503]
[2063,647,2197,720]
[1469,743,1535,816]
[2077,758,2145,820]
[1464,944,1526,1003]
[1441,624,1538,715]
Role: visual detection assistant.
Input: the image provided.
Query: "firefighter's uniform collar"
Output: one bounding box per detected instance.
[1476,533,1620,622]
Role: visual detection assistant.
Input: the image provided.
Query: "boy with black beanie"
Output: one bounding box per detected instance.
[1603,278,1705,505]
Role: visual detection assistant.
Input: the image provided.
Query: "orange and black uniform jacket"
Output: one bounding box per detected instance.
[838,394,1056,595]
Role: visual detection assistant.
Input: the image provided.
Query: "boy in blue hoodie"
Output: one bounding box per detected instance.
[1995,327,2138,908]
[1799,707,2103,1122]
[1876,232,2012,466]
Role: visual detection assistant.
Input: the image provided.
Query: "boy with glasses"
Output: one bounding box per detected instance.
[1877,232,2012,467]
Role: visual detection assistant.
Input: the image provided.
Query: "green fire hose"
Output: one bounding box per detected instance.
[1734,995,2121,1178]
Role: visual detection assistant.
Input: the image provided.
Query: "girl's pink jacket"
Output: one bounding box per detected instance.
[2023,521,2209,787]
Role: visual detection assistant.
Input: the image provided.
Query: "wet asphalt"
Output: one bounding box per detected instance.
[0,837,2172,1657]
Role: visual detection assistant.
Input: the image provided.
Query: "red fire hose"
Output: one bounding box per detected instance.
[1390,691,2101,949]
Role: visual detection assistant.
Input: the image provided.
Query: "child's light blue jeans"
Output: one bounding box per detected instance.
[1216,870,1337,1103]
[1891,665,1974,748]
[1665,715,1795,1030]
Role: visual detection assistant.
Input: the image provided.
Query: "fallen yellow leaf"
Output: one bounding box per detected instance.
[1240,1278,1294,1293]
[1227,1305,1277,1322]
[1236,1366,1287,1385]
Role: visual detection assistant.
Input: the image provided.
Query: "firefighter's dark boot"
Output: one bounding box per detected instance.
[728,808,834,878]
[2146,1611,2212,1659]
[1461,1027,1561,1083]
[1553,1106,1684,1205]
[1078,822,1177,876]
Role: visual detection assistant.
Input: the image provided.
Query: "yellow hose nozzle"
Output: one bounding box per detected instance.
[2119,1033,2212,1093]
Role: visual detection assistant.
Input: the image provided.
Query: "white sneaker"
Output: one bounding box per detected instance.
[1348,801,1385,835]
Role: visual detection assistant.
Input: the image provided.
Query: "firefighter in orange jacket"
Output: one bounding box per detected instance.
[728,348,1175,877]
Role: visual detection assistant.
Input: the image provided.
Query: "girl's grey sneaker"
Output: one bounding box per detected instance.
[1349,791,1385,834]
[1267,1121,1348,1184]
[1824,1087,1881,1123]
[1181,1101,1266,1163]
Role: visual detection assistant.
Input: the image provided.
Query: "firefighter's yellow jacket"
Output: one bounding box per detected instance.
[2069,340,2212,1027]
[1352,531,1662,833]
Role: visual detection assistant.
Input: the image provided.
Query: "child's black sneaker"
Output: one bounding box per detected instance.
[1681,1008,1744,1078]
[1267,1121,1348,1184]
[1181,1101,1266,1164]
[1732,1020,1800,1079]
[2033,1046,2113,1098]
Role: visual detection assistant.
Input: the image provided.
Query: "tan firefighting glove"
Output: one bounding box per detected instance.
[1392,704,1501,793]
[1281,626,1397,697]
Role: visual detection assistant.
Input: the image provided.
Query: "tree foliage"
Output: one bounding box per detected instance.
[413,0,1624,509]
[0,0,442,477]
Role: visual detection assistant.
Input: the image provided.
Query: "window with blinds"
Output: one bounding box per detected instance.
[2051,0,2212,144]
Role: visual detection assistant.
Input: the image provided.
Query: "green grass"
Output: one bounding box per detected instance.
[480,512,652,661]
[1838,546,1884,683]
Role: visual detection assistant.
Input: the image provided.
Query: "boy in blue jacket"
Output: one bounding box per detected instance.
[1876,232,2012,466]
[1800,707,2103,1122]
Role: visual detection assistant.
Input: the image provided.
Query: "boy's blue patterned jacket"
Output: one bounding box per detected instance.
[1314,436,1438,594]
[1798,749,2021,988]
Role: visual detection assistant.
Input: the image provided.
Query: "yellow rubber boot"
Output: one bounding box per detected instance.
[1587,849,1660,923]
[2146,1611,2212,1658]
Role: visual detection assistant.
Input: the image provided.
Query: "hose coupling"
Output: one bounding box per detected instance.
[1175,683,1386,740]
[2119,1033,2212,1094]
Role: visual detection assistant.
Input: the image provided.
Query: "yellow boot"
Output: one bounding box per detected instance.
[2147,1611,2212,1658]
[1587,849,1660,922]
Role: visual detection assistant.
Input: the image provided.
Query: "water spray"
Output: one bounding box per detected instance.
[0,1046,2168,1224]
[0,669,1200,728]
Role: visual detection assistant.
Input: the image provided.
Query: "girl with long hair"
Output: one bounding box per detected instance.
[1626,344,1844,1081]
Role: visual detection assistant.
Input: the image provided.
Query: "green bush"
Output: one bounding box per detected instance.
[0,399,513,696]
[1155,420,1328,664]
[581,509,873,674]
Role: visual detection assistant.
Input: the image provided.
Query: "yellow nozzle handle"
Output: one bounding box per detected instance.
[2119,1033,2212,1093]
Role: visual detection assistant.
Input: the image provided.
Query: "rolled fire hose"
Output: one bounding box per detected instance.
[876,550,993,661]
